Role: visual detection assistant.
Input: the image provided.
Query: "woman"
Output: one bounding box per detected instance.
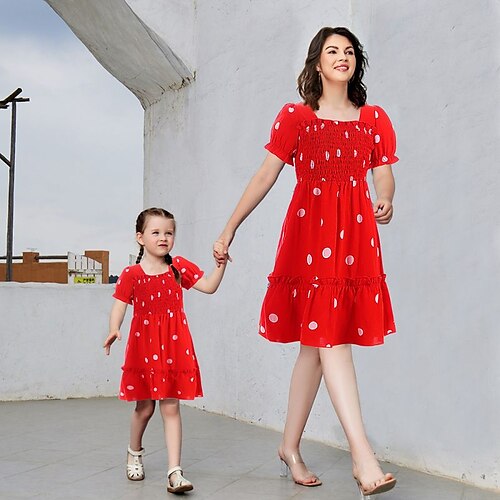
[214,26,398,498]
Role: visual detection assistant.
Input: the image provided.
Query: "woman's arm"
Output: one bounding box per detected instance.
[372,164,395,224]
[192,261,227,294]
[103,299,128,355]
[214,152,285,265]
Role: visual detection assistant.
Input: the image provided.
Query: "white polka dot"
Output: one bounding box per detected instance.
[117,279,121,285]
[126,385,135,390]
[177,390,182,395]
[382,155,388,163]
[333,298,338,308]
[336,148,341,157]
[161,344,165,350]
[183,319,187,325]
[309,321,318,330]
[307,254,313,265]
[345,131,349,139]
[358,328,364,336]
[181,268,186,273]
[313,187,321,196]
[167,358,173,364]
[297,208,306,217]
[307,290,311,299]
[153,354,158,361]
[143,319,149,325]
[375,294,380,304]
[322,247,332,258]
[299,152,303,161]
[269,313,279,323]
[172,335,178,340]
[260,325,266,333]
[352,180,357,187]
[274,121,280,130]
[340,229,345,239]
[186,349,190,355]
[150,294,154,301]
[387,329,393,334]
[345,255,355,266]
[370,237,375,247]
[357,214,363,223]
[142,302,145,307]
[125,268,130,272]
[194,274,199,279]
[374,134,381,143]
[190,377,195,382]
[326,344,332,348]
[153,387,158,392]
[169,312,174,318]
[310,160,315,169]
[377,247,380,257]
[135,332,140,337]
[288,106,295,113]
[120,392,125,397]
[354,149,358,157]
[144,357,148,363]
[158,292,161,297]
[375,110,379,119]
[292,289,297,298]
[325,151,330,161]
[366,190,370,199]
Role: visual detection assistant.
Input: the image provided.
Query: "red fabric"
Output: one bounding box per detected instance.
[260,103,398,347]
[113,256,204,401]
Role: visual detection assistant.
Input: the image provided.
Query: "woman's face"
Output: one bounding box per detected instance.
[316,34,356,84]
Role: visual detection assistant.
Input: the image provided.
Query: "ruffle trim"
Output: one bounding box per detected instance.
[268,274,386,288]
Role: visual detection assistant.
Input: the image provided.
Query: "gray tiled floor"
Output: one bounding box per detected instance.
[0,398,498,499]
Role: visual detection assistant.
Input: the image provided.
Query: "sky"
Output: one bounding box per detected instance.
[0,0,143,276]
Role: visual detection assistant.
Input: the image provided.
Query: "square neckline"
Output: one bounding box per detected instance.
[303,103,365,123]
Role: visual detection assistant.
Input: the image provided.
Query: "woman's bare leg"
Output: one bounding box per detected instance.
[319,345,394,491]
[129,399,155,452]
[280,345,322,484]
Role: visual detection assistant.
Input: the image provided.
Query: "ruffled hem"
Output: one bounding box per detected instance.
[119,367,202,401]
[259,274,396,348]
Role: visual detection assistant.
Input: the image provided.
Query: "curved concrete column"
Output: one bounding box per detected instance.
[45,0,195,107]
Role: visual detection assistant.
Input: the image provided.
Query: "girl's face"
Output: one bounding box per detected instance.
[316,34,356,85]
[137,215,175,258]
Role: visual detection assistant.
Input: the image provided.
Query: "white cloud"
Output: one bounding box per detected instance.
[0,33,144,275]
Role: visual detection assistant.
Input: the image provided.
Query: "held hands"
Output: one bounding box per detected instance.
[373,198,393,224]
[103,330,121,355]
[213,231,234,267]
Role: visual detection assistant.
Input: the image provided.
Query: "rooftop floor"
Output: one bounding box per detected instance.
[1,398,498,499]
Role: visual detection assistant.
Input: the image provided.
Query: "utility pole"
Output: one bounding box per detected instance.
[0,88,30,281]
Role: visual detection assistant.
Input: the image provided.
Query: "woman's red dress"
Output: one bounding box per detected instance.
[259,103,399,347]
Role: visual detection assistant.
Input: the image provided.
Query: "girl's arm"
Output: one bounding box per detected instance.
[214,153,285,265]
[103,299,128,355]
[372,164,395,225]
[192,261,227,294]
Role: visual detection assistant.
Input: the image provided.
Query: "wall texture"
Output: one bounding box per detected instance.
[40,0,500,490]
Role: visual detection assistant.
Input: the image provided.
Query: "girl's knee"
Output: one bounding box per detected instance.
[135,400,155,420]
[159,398,180,418]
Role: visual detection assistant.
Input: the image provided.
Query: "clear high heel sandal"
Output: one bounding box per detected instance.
[278,449,322,487]
[354,475,396,498]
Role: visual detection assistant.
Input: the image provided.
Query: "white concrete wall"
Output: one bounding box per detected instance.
[30,0,500,491]
[0,283,124,401]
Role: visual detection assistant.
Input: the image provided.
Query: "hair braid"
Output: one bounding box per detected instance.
[136,245,144,264]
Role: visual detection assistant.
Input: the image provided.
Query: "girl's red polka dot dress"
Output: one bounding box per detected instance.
[113,256,204,401]
[259,103,399,347]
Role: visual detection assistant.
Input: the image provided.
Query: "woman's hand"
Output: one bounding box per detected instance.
[213,230,234,267]
[373,198,393,224]
[103,330,121,355]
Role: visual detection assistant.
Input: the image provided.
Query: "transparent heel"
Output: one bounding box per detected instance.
[280,459,289,478]
[358,486,372,500]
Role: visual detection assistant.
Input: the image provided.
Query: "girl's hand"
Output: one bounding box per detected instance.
[373,198,393,224]
[213,230,234,267]
[103,330,121,355]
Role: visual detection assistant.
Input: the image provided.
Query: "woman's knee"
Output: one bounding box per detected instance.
[135,400,155,420]
[159,398,180,418]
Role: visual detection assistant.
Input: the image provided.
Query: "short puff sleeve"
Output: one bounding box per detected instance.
[113,267,134,304]
[371,105,399,168]
[173,256,204,290]
[265,103,301,165]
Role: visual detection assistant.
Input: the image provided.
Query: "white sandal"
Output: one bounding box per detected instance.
[167,466,193,494]
[126,446,145,481]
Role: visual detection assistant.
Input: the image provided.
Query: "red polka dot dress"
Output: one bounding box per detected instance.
[259,103,399,347]
[113,256,204,401]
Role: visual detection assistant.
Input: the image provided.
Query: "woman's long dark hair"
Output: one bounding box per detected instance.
[135,207,181,284]
[297,27,368,110]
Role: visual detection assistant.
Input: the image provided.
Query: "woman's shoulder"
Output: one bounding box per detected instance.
[276,101,314,119]
[360,104,395,128]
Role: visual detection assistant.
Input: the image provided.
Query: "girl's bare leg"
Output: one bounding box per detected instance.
[129,399,155,452]
[159,398,182,469]
[319,345,394,491]
[280,345,322,483]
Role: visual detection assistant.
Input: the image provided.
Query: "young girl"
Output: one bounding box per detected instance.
[104,207,227,494]
[214,27,398,498]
